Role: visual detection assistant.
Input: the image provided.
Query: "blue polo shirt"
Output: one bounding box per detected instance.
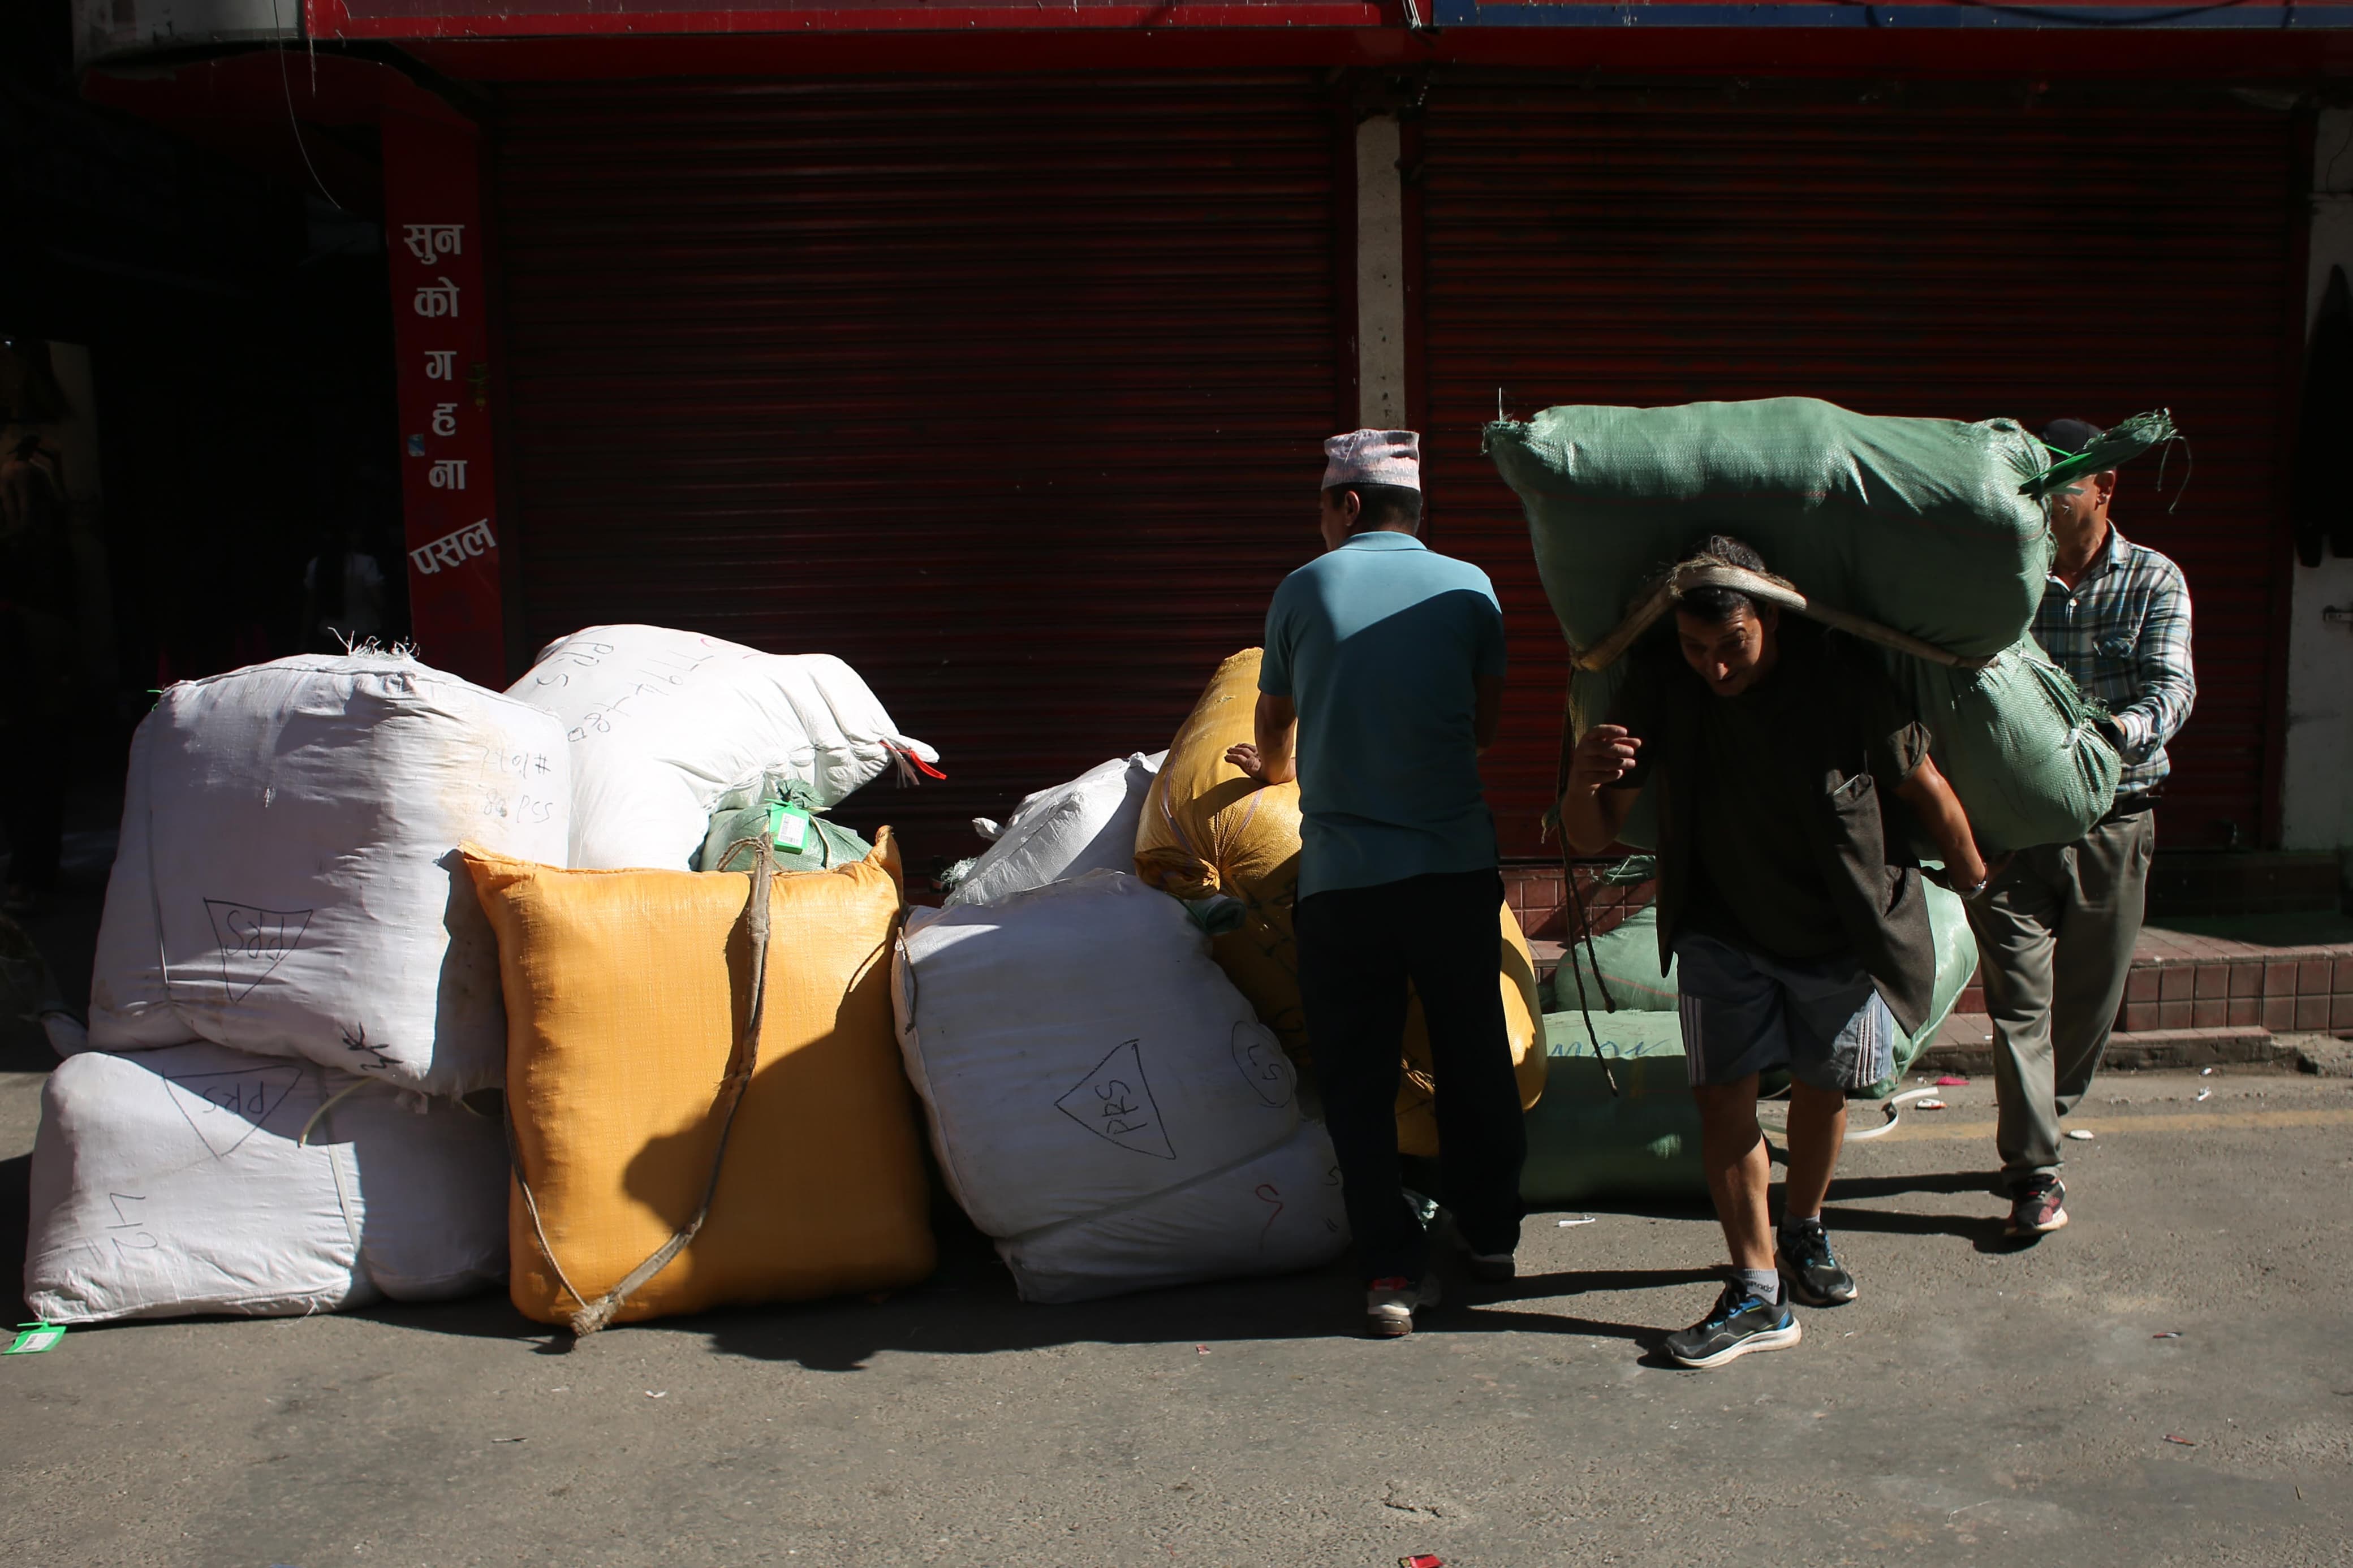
[1260,531,1507,900]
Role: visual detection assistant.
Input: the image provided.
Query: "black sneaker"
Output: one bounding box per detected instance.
[1777,1221,1858,1307]
[1662,1284,1802,1370]
[2006,1177,2069,1237]
[1432,1204,1515,1282]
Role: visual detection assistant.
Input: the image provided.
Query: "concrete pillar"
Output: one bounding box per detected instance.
[2282,107,2353,860]
[1355,114,1408,430]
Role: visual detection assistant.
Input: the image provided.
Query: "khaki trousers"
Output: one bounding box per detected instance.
[1963,812,2156,1190]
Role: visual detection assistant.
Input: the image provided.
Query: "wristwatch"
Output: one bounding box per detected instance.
[1956,874,1992,901]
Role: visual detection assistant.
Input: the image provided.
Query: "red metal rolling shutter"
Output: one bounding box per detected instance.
[1416,82,2303,854]
[491,74,1342,871]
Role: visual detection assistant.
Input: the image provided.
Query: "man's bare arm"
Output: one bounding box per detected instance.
[1894,755,2002,894]
[1558,724,1641,855]
[1225,693,1299,784]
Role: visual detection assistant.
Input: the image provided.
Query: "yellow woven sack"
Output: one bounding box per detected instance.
[464,833,934,1329]
[1134,649,1310,1045]
[1395,906,1547,1159]
[1134,649,1545,1156]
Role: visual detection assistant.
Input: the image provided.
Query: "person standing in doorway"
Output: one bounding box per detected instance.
[301,520,389,653]
[1559,537,1998,1369]
[1967,418,2194,1239]
[1225,430,1524,1339]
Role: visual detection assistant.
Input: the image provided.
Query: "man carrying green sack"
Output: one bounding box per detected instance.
[1968,420,2195,1242]
[1560,536,2001,1370]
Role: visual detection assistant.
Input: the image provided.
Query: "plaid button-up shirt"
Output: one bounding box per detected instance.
[2030,524,2195,798]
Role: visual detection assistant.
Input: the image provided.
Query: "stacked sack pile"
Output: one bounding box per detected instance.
[903,733,1354,1302]
[472,625,941,1331]
[896,645,1550,1299]
[1132,650,1549,1159]
[23,627,947,1330]
[27,650,556,1320]
[1481,398,2158,1203]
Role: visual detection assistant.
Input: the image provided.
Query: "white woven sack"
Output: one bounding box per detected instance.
[893,871,1348,1302]
[509,624,938,870]
[87,652,567,1095]
[999,1122,1343,1304]
[24,1043,508,1323]
[943,751,1166,909]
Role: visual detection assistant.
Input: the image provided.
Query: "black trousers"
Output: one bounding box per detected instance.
[1296,867,1525,1283]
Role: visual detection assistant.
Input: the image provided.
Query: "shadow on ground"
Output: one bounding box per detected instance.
[345,1164,2006,1373]
[12,1113,2013,1360]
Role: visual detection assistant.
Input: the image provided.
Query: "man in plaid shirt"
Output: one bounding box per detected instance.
[1967,417,2195,1239]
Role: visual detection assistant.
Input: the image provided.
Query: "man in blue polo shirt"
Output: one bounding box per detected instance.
[1225,429,1522,1338]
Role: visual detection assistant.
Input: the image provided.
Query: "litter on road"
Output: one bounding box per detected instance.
[2067,1129,2098,1141]
[4,1323,64,1355]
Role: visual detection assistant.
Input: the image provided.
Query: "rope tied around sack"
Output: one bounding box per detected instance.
[511,839,778,1337]
[1547,671,1622,1098]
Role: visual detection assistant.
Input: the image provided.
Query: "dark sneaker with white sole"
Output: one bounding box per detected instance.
[1662,1284,1803,1370]
[1431,1204,1516,1281]
[2006,1178,2069,1237]
[1463,1250,1516,1282]
[1365,1275,1441,1338]
[1777,1220,1858,1307]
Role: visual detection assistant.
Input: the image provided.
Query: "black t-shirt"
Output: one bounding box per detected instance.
[1608,623,1928,963]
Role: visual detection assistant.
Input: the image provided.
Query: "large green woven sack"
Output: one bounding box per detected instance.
[1896,640,2121,854]
[1486,398,2120,851]
[1544,880,1977,1095]
[1488,398,2052,656]
[1520,1013,1702,1206]
[1548,904,1676,1013]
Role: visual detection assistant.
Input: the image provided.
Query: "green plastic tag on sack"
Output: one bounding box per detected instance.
[766,801,813,854]
[4,1322,64,1355]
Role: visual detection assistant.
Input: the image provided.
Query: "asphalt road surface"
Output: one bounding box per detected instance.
[3,1061,2348,1568]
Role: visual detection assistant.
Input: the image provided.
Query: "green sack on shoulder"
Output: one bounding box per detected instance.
[1490,398,2123,852]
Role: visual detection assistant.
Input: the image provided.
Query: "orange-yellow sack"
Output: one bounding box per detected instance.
[1132,649,1545,1156]
[1395,905,1546,1158]
[464,833,933,1327]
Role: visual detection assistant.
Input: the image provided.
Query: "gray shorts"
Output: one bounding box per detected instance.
[1673,930,1901,1092]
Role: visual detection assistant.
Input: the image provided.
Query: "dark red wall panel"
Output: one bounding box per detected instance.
[1414,82,2301,853]
[492,75,1342,872]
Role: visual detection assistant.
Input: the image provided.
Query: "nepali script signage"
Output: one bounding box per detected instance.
[385,115,506,686]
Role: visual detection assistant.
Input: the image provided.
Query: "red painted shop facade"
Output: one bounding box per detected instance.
[85,6,2351,873]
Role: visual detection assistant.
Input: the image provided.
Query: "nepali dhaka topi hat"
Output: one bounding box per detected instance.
[1322,429,1421,492]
